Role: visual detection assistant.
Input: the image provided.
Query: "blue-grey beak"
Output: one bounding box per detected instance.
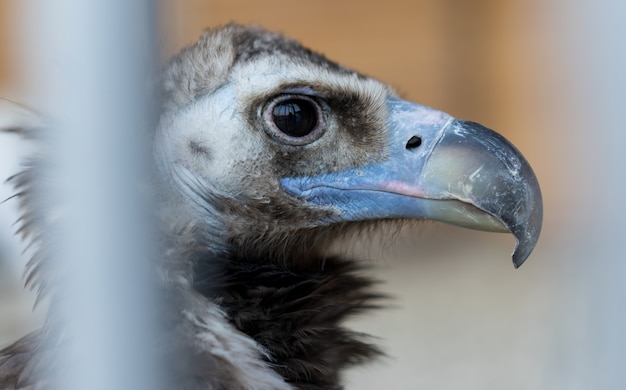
[282,99,543,268]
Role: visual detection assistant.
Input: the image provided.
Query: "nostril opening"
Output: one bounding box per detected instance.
[406,135,422,150]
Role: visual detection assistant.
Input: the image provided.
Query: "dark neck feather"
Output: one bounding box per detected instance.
[193,255,384,389]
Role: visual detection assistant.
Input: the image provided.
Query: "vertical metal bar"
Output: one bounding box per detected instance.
[553,0,626,387]
[22,1,163,389]
[581,1,626,387]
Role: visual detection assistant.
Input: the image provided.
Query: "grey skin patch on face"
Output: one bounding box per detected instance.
[189,140,211,158]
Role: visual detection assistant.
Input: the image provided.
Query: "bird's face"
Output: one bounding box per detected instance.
[155,25,542,266]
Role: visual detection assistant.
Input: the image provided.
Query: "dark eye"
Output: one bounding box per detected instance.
[272,99,318,137]
[263,94,325,145]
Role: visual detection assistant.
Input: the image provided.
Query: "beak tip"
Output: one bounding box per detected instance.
[512,252,526,269]
[510,213,543,269]
[447,120,543,269]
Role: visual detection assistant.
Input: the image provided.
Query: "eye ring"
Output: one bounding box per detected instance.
[263,94,325,145]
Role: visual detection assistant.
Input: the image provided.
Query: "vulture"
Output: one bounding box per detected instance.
[0,24,542,389]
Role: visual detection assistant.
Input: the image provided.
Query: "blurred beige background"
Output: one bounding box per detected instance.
[1,1,624,389]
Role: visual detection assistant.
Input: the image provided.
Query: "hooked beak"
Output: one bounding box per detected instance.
[282,98,543,268]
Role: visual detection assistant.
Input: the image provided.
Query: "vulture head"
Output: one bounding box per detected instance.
[1,24,542,389]
[157,25,540,266]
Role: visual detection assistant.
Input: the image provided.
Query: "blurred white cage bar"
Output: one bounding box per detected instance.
[21,1,165,389]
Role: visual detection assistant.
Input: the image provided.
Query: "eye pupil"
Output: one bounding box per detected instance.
[272,99,318,137]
